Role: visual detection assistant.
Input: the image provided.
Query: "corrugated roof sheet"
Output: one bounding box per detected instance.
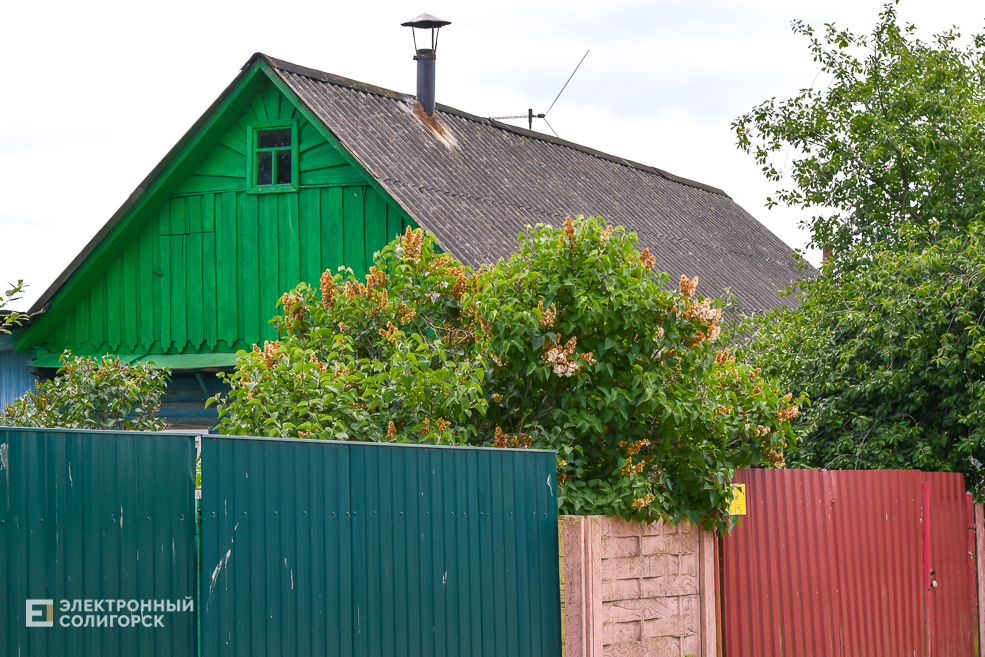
[264,55,807,313]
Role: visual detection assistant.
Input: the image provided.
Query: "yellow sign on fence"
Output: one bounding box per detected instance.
[728,483,747,516]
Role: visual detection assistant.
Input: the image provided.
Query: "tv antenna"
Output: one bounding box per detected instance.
[490,49,590,138]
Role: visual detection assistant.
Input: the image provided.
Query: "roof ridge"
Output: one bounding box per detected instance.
[255,53,731,198]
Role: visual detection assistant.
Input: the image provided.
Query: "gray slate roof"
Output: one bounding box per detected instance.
[264,55,804,313]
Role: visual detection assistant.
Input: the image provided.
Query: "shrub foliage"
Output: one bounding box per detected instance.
[2,352,170,432]
[740,224,985,497]
[212,220,799,529]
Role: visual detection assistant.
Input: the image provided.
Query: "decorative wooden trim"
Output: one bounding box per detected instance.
[245,118,299,194]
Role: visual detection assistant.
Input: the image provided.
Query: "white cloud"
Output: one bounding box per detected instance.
[1,0,982,308]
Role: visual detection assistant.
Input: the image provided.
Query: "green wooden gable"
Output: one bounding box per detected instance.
[19,62,417,364]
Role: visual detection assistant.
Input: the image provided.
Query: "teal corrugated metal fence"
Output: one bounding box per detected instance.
[0,427,199,657]
[1,429,562,657]
[200,436,562,657]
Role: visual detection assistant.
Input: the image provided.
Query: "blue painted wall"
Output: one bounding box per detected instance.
[0,338,34,408]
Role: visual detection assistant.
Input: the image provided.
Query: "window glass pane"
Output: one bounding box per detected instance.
[258,128,292,149]
[257,151,273,185]
[276,151,292,185]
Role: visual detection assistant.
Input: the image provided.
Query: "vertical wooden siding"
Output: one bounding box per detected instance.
[0,348,34,407]
[41,82,416,356]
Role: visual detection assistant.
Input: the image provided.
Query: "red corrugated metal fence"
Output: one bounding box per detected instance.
[721,469,976,657]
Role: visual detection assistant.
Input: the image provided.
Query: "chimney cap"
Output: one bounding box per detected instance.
[401,13,451,29]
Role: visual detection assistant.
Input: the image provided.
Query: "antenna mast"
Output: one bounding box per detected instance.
[491,49,590,136]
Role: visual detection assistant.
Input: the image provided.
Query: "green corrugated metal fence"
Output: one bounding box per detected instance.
[200,436,562,657]
[2,429,562,657]
[0,427,199,657]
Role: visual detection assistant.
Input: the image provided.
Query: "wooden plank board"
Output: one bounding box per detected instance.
[195,157,245,178]
[251,94,267,122]
[122,240,138,352]
[159,231,171,349]
[90,278,105,349]
[299,122,325,152]
[203,193,216,232]
[56,308,68,346]
[300,165,366,188]
[217,192,239,346]
[343,186,366,278]
[72,286,89,350]
[203,231,218,348]
[279,192,301,296]
[205,142,246,167]
[386,201,402,245]
[241,194,260,347]
[151,216,162,349]
[299,149,348,172]
[299,188,321,287]
[139,224,154,351]
[171,235,187,351]
[188,195,203,234]
[64,302,77,350]
[158,203,170,237]
[187,231,205,349]
[175,175,245,195]
[219,129,247,155]
[263,86,281,121]
[364,187,387,269]
[258,195,279,343]
[322,187,344,276]
[106,256,123,351]
[279,91,296,121]
[171,197,187,235]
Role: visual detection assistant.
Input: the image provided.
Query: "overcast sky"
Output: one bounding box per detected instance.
[1,0,982,310]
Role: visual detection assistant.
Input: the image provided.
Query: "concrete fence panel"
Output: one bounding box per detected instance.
[562,515,716,657]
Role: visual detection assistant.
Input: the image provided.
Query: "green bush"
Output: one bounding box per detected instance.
[477,218,799,528]
[2,351,170,432]
[210,227,488,444]
[212,220,799,530]
[739,222,985,498]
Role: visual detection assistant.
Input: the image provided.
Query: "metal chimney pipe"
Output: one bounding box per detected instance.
[402,14,449,117]
[415,49,436,116]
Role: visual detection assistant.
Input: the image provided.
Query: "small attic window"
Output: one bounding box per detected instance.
[247,120,299,193]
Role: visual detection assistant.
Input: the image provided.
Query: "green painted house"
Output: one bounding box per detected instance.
[8,53,804,426]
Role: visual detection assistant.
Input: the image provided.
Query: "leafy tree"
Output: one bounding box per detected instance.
[740,222,985,497]
[1,280,28,334]
[213,222,800,530]
[476,219,798,527]
[2,351,170,431]
[733,4,985,255]
[211,229,488,444]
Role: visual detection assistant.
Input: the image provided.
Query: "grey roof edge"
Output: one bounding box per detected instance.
[258,53,730,198]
